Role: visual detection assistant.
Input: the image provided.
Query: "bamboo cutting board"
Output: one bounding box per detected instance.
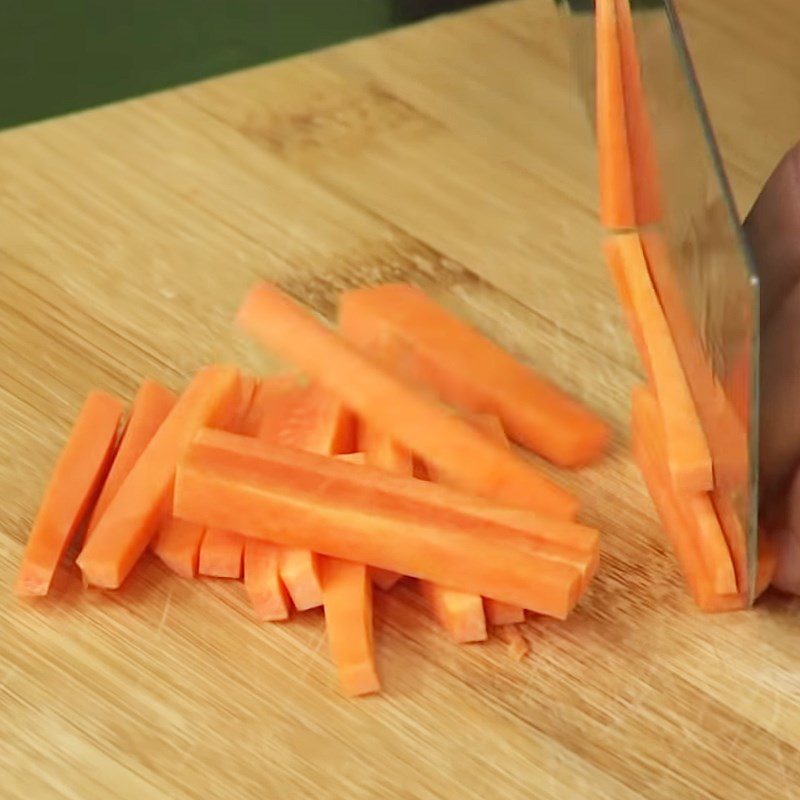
[2,1,800,798]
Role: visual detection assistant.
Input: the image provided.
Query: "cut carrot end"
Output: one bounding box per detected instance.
[153,517,205,578]
[423,582,488,643]
[485,599,526,627]
[280,548,323,611]
[244,539,291,621]
[198,528,245,579]
[371,568,404,591]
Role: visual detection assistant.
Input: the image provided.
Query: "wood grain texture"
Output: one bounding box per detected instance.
[2,1,800,797]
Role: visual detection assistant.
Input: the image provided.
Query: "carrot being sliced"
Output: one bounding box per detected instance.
[153,517,205,578]
[86,380,177,539]
[358,424,413,591]
[198,528,245,579]
[237,283,577,519]
[340,284,610,467]
[76,364,240,589]
[614,0,662,224]
[244,539,290,621]
[15,391,123,597]
[631,386,742,610]
[420,582,487,643]
[174,430,599,618]
[320,557,380,697]
[596,0,635,229]
[605,234,712,492]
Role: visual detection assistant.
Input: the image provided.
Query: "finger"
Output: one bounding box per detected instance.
[744,141,800,324]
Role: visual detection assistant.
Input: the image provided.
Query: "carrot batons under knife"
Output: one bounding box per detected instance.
[76,365,240,589]
[153,517,205,578]
[237,283,578,519]
[604,234,712,493]
[244,540,291,622]
[321,557,380,697]
[15,391,124,597]
[339,284,610,468]
[86,380,176,538]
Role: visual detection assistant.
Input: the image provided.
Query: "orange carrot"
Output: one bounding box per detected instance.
[198,528,245,579]
[278,548,322,611]
[498,624,529,661]
[605,234,712,492]
[15,391,123,597]
[244,539,291,621]
[174,430,599,618]
[631,386,742,610]
[237,283,577,519]
[358,424,413,591]
[340,284,610,467]
[320,557,380,697]
[86,380,176,538]
[336,452,366,465]
[220,373,258,433]
[76,365,240,589]
[153,517,205,578]
[596,0,635,228]
[420,581,487,643]
[614,0,662,224]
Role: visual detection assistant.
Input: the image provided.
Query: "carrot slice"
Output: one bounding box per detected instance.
[614,0,662,224]
[86,380,176,539]
[321,557,380,697]
[237,283,577,519]
[244,539,290,621]
[175,430,599,618]
[76,365,240,589]
[596,0,635,228]
[15,391,123,597]
[198,528,245,579]
[340,284,610,467]
[631,386,742,610]
[358,424,413,591]
[420,581,487,643]
[605,234,712,492]
[153,517,205,578]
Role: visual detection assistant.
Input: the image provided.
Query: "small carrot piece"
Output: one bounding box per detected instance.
[358,423,413,591]
[631,386,742,610]
[320,557,380,697]
[498,624,530,661]
[420,582,487,643]
[153,517,205,578]
[175,430,598,618]
[237,283,577,519]
[605,234,712,492]
[76,365,240,589]
[244,539,291,621]
[279,548,323,610]
[485,600,526,627]
[15,391,123,597]
[86,380,176,539]
[596,0,635,228]
[340,284,610,467]
[198,528,245,579]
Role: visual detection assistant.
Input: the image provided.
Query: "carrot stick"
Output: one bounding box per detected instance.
[631,386,742,610]
[279,548,322,610]
[15,391,123,597]
[198,528,245,579]
[605,234,712,492]
[76,365,240,589]
[237,283,577,519]
[244,539,290,621]
[174,430,599,618]
[420,582,487,643]
[596,0,635,228]
[220,373,258,433]
[86,380,176,539]
[614,0,663,224]
[340,284,610,467]
[358,424,413,591]
[153,517,205,578]
[320,557,380,697]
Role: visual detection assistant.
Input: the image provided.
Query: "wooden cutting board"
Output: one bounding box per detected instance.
[2,1,799,798]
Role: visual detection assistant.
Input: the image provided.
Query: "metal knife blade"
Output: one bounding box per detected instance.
[559,0,760,602]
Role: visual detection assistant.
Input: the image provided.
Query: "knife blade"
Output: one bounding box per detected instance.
[559,0,760,602]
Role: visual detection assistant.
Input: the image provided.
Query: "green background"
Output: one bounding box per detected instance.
[1,0,488,130]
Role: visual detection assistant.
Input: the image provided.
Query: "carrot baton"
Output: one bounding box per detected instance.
[198,528,245,579]
[153,517,205,578]
[340,284,610,467]
[15,391,123,597]
[174,430,599,619]
[243,539,291,621]
[86,380,176,539]
[237,283,578,519]
[76,364,240,589]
